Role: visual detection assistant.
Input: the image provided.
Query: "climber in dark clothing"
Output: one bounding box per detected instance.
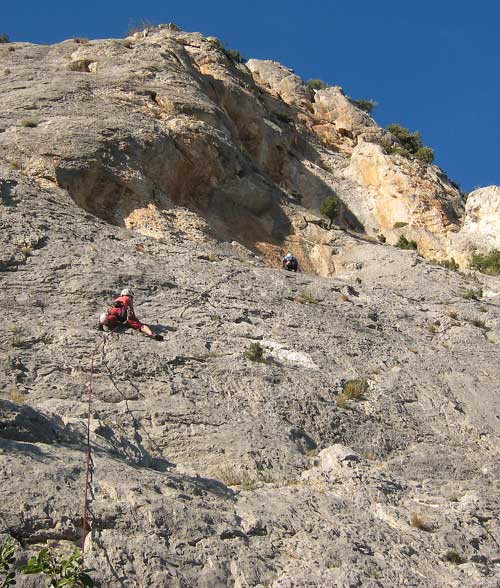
[98,288,163,340]
[282,252,299,272]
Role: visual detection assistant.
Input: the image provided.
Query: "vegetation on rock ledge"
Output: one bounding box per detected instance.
[471,249,500,275]
[384,123,435,164]
[351,98,378,114]
[320,195,338,228]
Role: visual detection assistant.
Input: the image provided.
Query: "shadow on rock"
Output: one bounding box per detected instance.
[0,400,85,446]
[175,473,236,501]
[0,437,45,460]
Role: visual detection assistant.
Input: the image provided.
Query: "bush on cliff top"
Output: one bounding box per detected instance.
[351,98,377,114]
[384,124,435,164]
[307,79,327,91]
[208,38,246,63]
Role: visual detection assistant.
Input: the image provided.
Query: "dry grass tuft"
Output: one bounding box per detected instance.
[20,119,37,128]
[67,59,92,72]
[294,292,318,304]
[343,379,369,400]
[8,389,26,403]
[410,513,432,532]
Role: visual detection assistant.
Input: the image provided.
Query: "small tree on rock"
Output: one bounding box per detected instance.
[351,98,377,114]
[386,124,435,164]
[0,34,9,44]
[320,196,338,228]
[307,79,327,91]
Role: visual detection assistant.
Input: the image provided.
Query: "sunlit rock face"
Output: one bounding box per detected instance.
[450,186,500,261]
[1,25,500,588]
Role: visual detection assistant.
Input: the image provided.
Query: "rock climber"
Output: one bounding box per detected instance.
[282,252,299,272]
[98,288,164,340]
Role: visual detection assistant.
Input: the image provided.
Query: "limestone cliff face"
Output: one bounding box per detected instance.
[449,187,500,260]
[2,26,495,275]
[1,26,500,588]
[346,142,463,258]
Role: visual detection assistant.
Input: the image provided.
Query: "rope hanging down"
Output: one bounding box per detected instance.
[81,334,109,551]
[80,273,247,550]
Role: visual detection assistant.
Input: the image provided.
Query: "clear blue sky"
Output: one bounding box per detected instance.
[3,0,499,192]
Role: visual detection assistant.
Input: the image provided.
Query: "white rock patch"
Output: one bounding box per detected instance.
[262,340,318,369]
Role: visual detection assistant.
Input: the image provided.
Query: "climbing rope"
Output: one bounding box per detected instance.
[81,332,112,552]
[80,272,247,551]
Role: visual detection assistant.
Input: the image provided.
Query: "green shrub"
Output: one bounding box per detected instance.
[471,250,500,275]
[1,537,16,587]
[351,98,377,114]
[21,547,94,587]
[414,146,435,163]
[444,550,466,565]
[468,317,485,328]
[244,342,264,362]
[224,48,246,63]
[393,221,408,229]
[396,235,417,250]
[387,124,422,151]
[319,195,338,228]
[458,287,482,300]
[306,79,327,91]
[385,124,435,164]
[20,119,37,128]
[434,258,459,271]
[0,34,9,44]
[388,146,412,158]
[0,540,94,588]
[208,39,246,63]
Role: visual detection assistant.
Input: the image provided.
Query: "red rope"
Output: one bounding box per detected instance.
[81,332,112,552]
[80,318,152,553]
[81,342,97,550]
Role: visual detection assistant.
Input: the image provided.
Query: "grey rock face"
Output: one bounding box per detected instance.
[1,162,499,587]
[0,28,499,588]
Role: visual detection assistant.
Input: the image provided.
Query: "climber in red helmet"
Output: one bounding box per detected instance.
[98,288,163,340]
